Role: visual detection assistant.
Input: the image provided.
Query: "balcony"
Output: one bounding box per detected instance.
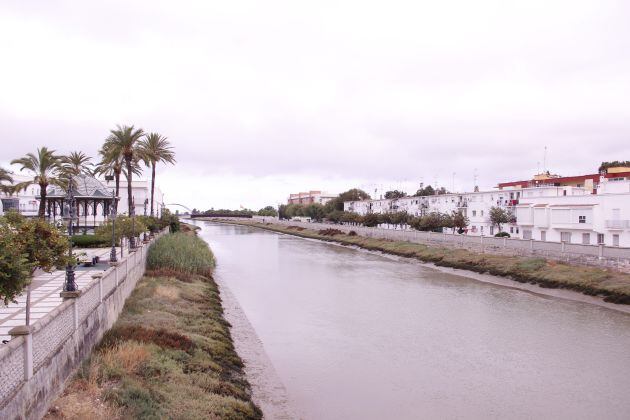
[605,220,630,230]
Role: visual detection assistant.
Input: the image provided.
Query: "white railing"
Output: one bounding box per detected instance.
[605,220,630,229]
[0,229,167,412]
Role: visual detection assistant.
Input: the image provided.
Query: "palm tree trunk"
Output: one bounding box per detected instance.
[114,170,120,212]
[150,163,156,217]
[125,158,133,216]
[38,182,47,218]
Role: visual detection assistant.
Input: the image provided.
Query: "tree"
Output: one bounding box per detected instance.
[325,188,371,213]
[304,203,326,221]
[96,138,143,213]
[257,206,278,217]
[139,133,176,217]
[452,210,469,234]
[11,147,63,218]
[0,212,70,304]
[384,190,407,199]
[0,167,13,195]
[489,206,514,232]
[61,151,93,177]
[95,215,148,245]
[107,125,145,216]
[413,184,435,196]
[410,212,449,232]
[362,213,379,227]
[390,211,409,229]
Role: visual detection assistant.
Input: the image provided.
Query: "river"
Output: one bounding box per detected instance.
[195,221,630,420]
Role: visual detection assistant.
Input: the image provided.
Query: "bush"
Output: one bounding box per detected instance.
[71,235,110,248]
[318,228,344,236]
[495,232,510,238]
[348,230,357,236]
[147,233,215,277]
[95,216,148,245]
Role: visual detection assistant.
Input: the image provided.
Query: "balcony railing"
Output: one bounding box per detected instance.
[605,220,630,229]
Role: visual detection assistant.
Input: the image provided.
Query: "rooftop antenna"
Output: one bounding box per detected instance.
[473,168,478,190]
[537,161,540,175]
[452,172,456,193]
[543,146,547,173]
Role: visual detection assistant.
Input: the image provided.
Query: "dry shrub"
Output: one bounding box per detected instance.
[348,230,357,236]
[318,228,344,236]
[154,285,180,301]
[102,342,151,374]
[287,225,305,231]
[145,268,193,282]
[102,325,196,353]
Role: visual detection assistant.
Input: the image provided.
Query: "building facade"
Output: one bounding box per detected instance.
[344,168,630,246]
[287,190,336,206]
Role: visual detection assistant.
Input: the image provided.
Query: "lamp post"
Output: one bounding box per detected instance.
[130,196,136,250]
[144,198,148,217]
[62,183,77,292]
[110,190,118,264]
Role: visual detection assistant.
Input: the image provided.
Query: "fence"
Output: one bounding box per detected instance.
[0,230,167,419]
[250,219,630,271]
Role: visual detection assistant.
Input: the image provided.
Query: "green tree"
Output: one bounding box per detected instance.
[413,184,435,196]
[598,161,630,173]
[304,203,326,221]
[0,167,13,195]
[452,210,469,234]
[362,213,379,227]
[107,125,145,216]
[61,151,93,177]
[384,190,407,199]
[11,147,63,218]
[257,206,278,217]
[96,215,148,244]
[390,211,410,229]
[489,206,514,232]
[325,188,371,213]
[0,212,71,304]
[139,133,176,217]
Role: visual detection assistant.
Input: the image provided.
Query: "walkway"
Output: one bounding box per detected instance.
[0,244,131,343]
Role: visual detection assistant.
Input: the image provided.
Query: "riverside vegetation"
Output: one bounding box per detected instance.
[218,220,630,305]
[46,231,261,419]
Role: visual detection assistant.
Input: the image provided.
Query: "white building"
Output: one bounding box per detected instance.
[343,171,630,244]
[515,176,630,247]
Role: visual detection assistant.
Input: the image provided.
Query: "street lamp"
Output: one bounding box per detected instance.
[109,190,118,264]
[130,196,136,250]
[62,183,77,292]
[144,198,148,216]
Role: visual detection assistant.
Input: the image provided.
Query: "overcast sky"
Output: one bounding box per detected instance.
[1,0,629,210]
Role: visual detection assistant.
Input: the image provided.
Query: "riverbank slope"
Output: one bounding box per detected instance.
[45,232,261,419]
[209,219,630,305]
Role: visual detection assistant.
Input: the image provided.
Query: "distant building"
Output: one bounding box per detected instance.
[287,190,336,206]
[344,167,630,246]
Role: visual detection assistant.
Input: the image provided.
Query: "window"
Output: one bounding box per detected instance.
[472,210,477,217]
[480,226,484,233]
[541,231,546,241]
[523,230,532,240]
[613,234,620,247]
[578,215,586,224]
[597,233,605,245]
[510,227,514,233]
[481,210,484,216]
[561,232,572,243]
[582,233,590,245]
[516,228,519,234]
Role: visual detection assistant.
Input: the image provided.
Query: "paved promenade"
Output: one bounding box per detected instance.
[0,244,130,343]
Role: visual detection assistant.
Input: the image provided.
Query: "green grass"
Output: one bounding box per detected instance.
[147,232,215,278]
[46,232,261,420]
[223,220,630,305]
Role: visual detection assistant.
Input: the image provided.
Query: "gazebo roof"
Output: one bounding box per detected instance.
[47,174,114,199]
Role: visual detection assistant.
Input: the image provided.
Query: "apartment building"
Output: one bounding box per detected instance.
[287,190,336,206]
[343,168,630,245]
[515,173,630,247]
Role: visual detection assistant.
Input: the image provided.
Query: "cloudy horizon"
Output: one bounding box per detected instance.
[1,0,629,210]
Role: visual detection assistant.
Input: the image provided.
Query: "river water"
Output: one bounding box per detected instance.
[196,221,630,420]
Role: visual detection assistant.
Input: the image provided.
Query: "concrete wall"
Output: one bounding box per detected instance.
[0,231,166,420]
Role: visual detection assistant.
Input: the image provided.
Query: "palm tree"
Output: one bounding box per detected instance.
[106,125,145,216]
[95,137,142,212]
[139,133,176,217]
[11,147,63,218]
[0,167,13,196]
[61,151,93,177]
